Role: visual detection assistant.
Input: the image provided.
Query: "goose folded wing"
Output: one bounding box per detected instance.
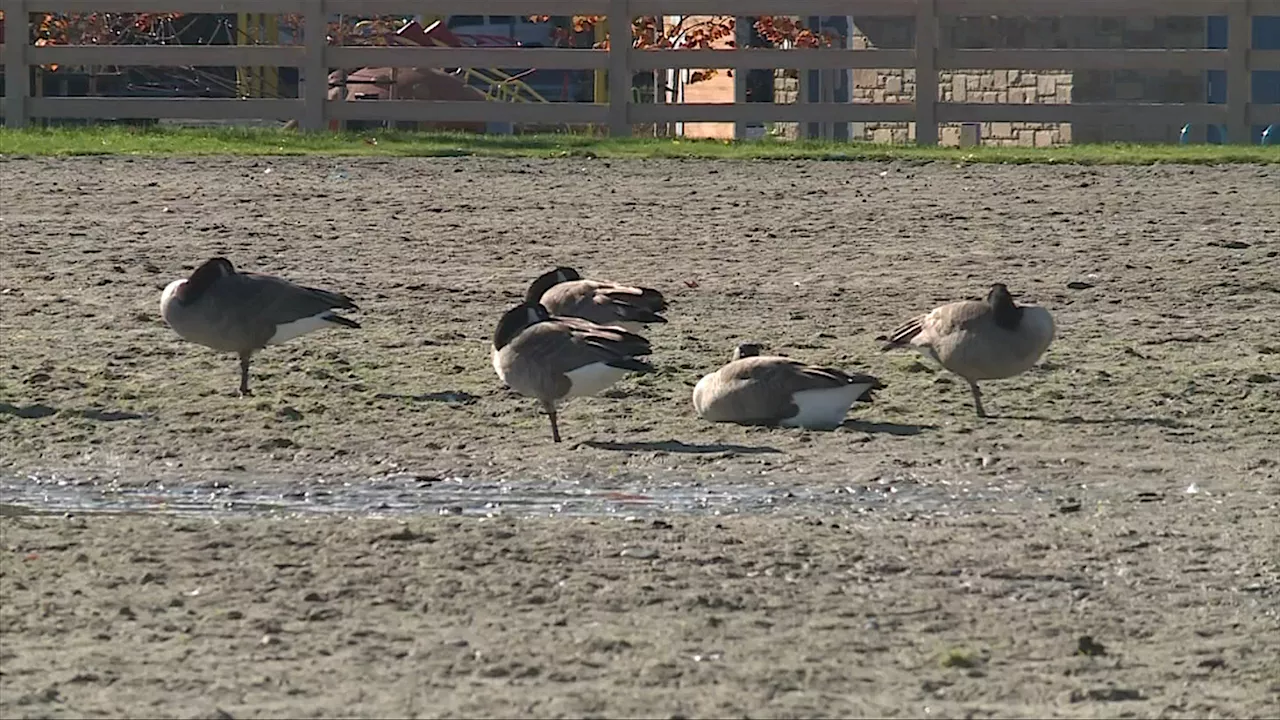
[928,300,991,333]
[596,284,667,312]
[574,326,653,366]
[235,273,359,327]
[594,288,668,324]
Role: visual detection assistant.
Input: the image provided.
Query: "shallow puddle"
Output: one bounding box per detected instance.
[0,467,1049,521]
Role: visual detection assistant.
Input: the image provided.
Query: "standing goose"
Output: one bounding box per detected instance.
[525,266,668,334]
[692,343,884,429]
[160,257,361,396]
[492,301,654,443]
[881,283,1055,418]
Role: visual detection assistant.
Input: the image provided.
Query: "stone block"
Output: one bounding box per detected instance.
[952,76,968,102]
[1009,87,1030,104]
[1016,130,1035,146]
[990,121,1013,139]
[940,125,961,146]
[853,69,877,88]
[1008,70,1020,86]
[1034,130,1055,147]
[885,75,902,94]
[966,75,980,91]
[1056,86,1071,104]
[1059,123,1073,143]
[873,128,894,144]
[1037,75,1057,96]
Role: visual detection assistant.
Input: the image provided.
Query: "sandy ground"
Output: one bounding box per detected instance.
[1,156,1278,717]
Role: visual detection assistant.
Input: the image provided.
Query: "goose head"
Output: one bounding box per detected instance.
[524,266,583,304]
[173,256,236,306]
[493,301,553,350]
[987,282,1024,330]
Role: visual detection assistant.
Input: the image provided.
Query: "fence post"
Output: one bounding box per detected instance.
[301,0,327,131]
[733,16,750,140]
[1226,0,1251,144]
[3,0,28,128]
[914,0,938,146]
[608,0,631,137]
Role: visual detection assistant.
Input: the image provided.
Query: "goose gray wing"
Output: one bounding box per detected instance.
[592,284,668,324]
[883,299,990,349]
[543,281,667,326]
[503,320,653,400]
[221,272,360,346]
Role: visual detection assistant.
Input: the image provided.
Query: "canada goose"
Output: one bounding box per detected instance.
[881,283,1055,417]
[492,301,655,443]
[160,257,361,396]
[692,343,884,429]
[524,266,668,334]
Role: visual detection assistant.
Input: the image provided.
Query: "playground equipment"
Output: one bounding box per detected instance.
[412,19,554,105]
[314,19,565,132]
[237,13,280,98]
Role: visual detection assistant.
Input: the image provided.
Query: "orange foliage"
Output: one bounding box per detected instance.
[18,12,842,84]
[527,15,841,84]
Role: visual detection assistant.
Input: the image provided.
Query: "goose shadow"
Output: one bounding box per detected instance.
[841,420,936,436]
[581,440,783,455]
[990,414,1191,429]
[373,390,479,405]
[1,403,143,422]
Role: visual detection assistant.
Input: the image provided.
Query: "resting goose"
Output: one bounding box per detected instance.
[692,343,883,429]
[881,283,1055,417]
[525,266,668,334]
[160,257,361,396]
[492,301,654,443]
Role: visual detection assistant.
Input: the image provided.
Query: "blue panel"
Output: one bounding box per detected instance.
[1205,16,1227,143]
[1204,15,1280,143]
[1253,17,1280,142]
[1254,16,1280,104]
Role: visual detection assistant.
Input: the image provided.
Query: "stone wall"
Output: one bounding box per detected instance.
[771,15,1206,145]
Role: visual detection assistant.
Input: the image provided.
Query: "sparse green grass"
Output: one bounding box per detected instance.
[2,124,1278,164]
[940,647,986,669]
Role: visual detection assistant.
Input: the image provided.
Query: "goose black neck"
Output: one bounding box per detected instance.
[494,302,550,350]
[524,267,580,304]
[988,284,1023,330]
[179,257,235,305]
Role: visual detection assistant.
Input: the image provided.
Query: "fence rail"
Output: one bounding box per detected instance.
[3,0,1279,143]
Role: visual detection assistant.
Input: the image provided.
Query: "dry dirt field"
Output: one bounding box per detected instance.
[1,156,1278,719]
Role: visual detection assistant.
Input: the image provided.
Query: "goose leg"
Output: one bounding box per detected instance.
[238,352,253,397]
[967,380,986,418]
[543,400,562,443]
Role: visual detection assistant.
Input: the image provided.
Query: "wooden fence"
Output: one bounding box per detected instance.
[3,0,1280,144]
